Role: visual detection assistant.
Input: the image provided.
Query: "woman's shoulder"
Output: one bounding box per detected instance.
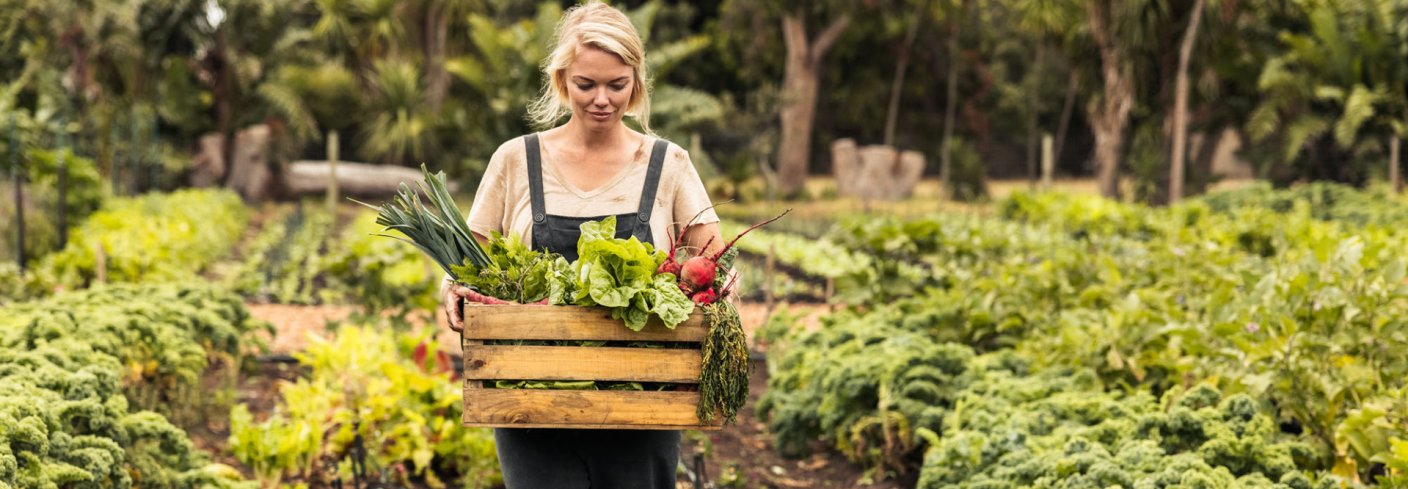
[490,134,534,164]
[649,135,691,168]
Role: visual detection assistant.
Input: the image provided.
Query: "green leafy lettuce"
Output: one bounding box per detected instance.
[548,216,694,331]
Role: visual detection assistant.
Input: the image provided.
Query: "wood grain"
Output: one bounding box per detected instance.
[462,387,722,430]
[462,304,707,342]
[462,345,701,383]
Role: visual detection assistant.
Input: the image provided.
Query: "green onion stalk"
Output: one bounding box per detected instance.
[354,164,490,278]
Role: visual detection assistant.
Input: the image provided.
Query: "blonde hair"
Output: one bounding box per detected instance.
[527,1,652,133]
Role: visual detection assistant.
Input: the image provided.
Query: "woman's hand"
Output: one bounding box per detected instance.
[443,284,514,332]
[444,285,471,333]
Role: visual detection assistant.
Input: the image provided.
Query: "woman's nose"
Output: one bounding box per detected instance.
[593,88,610,107]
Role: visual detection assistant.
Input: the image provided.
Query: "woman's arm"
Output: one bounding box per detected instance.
[681,221,724,258]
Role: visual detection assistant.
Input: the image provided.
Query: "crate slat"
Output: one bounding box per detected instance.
[462,387,721,430]
[462,304,707,342]
[463,345,701,383]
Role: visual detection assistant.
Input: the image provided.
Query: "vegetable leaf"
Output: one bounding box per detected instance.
[553,216,693,330]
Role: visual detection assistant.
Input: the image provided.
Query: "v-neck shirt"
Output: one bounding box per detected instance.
[466,134,719,251]
[540,136,643,199]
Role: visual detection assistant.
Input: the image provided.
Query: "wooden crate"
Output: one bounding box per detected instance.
[461,303,722,430]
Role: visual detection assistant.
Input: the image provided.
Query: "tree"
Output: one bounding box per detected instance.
[882,0,933,147]
[937,0,965,197]
[1248,0,1408,187]
[194,0,318,186]
[1084,0,1134,199]
[1168,0,1205,203]
[774,2,851,197]
[1011,0,1081,183]
[362,59,434,165]
[1008,0,1089,183]
[628,0,725,142]
[447,2,557,151]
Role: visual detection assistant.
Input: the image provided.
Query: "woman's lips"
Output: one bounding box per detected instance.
[589,111,612,121]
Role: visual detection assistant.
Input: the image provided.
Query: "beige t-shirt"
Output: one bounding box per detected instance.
[465,134,719,249]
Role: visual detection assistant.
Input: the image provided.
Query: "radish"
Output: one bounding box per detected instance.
[679,256,717,293]
[668,208,792,297]
[691,288,718,305]
[658,206,721,276]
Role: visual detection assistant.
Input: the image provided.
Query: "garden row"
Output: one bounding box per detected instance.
[0,188,247,303]
[0,186,443,316]
[0,284,262,488]
[758,184,1408,487]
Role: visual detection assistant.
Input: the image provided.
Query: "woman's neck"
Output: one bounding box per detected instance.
[559,116,629,150]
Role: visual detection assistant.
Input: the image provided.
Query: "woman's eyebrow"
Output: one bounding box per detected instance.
[571,75,631,83]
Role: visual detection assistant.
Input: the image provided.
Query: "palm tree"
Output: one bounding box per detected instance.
[629,1,724,142]
[1247,0,1408,187]
[1167,0,1205,203]
[446,1,558,149]
[260,63,362,146]
[447,1,723,147]
[361,59,434,165]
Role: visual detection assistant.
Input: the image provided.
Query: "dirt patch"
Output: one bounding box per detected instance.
[245,303,449,353]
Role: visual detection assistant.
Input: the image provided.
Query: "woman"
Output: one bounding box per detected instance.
[440,2,723,487]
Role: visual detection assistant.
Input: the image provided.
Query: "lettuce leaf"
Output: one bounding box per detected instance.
[551,216,694,330]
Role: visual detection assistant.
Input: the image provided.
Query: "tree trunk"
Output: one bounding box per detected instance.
[1396,108,1406,194]
[1085,0,1133,199]
[210,29,238,188]
[884,2,926,147]
[1053,69,1081,173]
[424,0,450,112]
[939,6,962,197]
[12,168,23,272]
[777,13,851,198]
[1168,0,1205,204]
[1026,44,1046,184]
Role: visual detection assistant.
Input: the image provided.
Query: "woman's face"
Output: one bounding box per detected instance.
[564,45,635,131]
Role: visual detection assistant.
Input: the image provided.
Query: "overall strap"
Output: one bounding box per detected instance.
[524,133,549,249]
[634,138,670,236]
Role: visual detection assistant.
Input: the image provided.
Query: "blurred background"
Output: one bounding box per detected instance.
[5,0,1406,213]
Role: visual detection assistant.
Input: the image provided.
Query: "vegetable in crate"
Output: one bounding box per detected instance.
[356,164,490,272]
[548,216,695,331]
[699,300,748,424]
[450,231,561,304]
[662,209,788,424]
[660,208,791,305]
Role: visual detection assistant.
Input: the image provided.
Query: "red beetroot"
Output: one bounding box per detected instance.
[679,256,717,293]
[658,206,718,276]
[662,207,792,301]
[691,288,717,305]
